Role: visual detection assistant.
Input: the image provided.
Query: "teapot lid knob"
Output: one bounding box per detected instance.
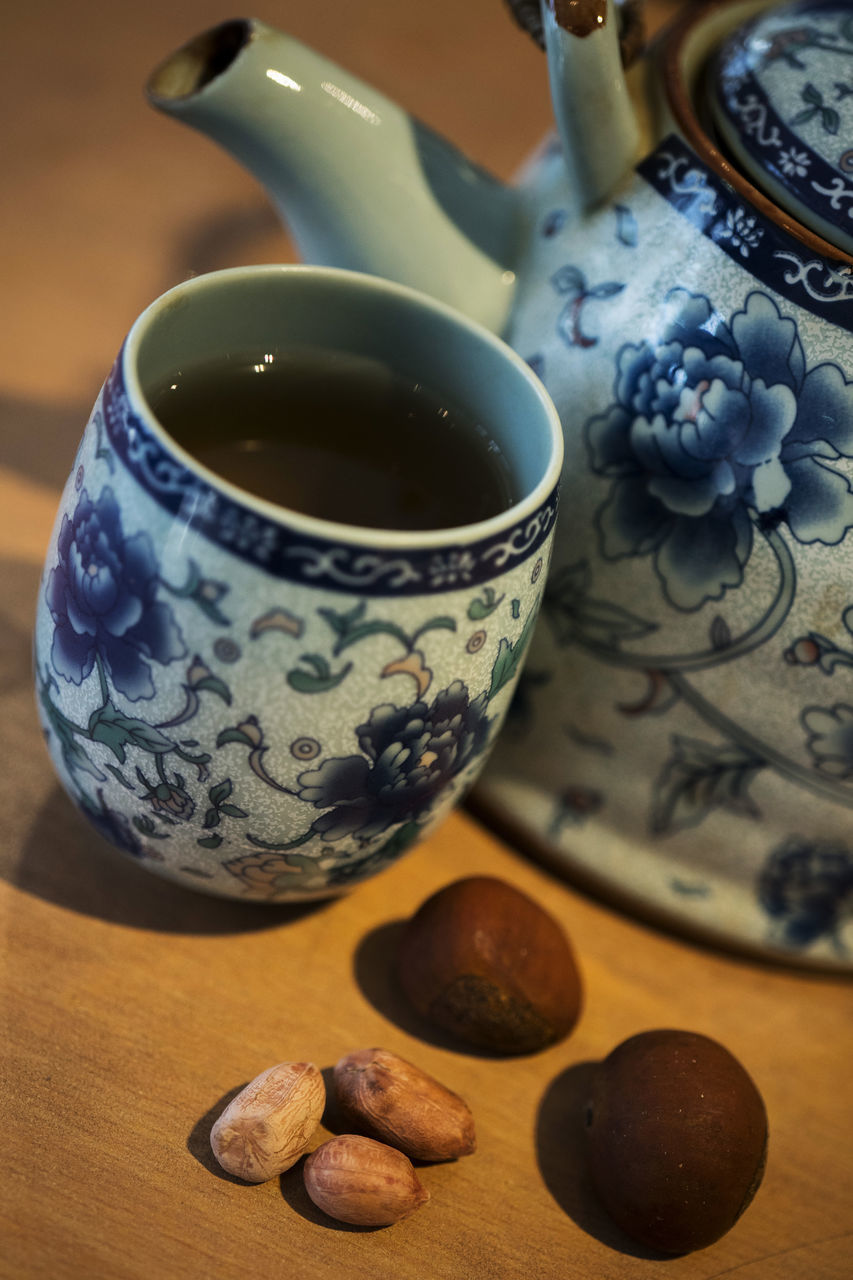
[709,0,853,255]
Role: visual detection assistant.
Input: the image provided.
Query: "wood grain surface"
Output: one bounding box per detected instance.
[2,2,851,1277]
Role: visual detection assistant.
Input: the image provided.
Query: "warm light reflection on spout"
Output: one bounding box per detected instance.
[265,69,302,91]
[320,80,381,125]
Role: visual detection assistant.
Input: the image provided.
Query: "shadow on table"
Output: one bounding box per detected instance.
[186,1083,255,1184]
[15,784,328,935]
[352,919,513,1058]
[278,1161,389,1232]
[536,1061,672,1261]
[0,392,90,491]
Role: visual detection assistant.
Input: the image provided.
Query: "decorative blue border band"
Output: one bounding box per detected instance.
[102,358,559,598]
[714,68,852,246]
[638,134,853,323]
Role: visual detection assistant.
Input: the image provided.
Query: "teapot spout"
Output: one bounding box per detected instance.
[147,19,521,333]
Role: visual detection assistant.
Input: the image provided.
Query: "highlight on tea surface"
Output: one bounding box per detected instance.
[149,348,518,530]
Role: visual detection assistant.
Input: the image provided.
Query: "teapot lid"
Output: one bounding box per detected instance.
[709,0,853,255]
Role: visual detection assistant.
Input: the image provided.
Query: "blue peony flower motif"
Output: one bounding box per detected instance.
[585,289,853,610]
[46,487,186,700]
[758,836,853,948]
[295,680,492,841]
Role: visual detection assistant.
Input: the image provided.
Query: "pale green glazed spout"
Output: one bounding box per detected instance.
[147,18,522,333]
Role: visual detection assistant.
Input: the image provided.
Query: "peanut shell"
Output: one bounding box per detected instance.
[210,1060,325,1183]
[303,1134,429,1226]
[334,1047,475,1161]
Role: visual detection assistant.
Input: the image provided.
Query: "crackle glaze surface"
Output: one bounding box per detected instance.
[34,359,557,901]
[712,0,853,252]
[475,128,853,967]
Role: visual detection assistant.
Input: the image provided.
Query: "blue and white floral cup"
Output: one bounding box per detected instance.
[34,266,562,900]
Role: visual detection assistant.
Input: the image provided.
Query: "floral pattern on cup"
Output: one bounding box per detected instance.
[37,450,549,900]
[46,486,186,700]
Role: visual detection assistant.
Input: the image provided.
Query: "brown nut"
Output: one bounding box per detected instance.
[303,1134,430,1226]
[397,875,582,1053]
[584,1029,768,1254]
[334,1047,476,1161]
[210,1061,325,1183]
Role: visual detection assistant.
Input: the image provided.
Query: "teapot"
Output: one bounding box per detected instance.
[147,0,853,965]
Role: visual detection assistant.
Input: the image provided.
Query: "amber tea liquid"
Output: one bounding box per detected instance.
[149,349,518,530]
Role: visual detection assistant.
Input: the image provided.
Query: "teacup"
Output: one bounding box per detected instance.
[34,265,562,900]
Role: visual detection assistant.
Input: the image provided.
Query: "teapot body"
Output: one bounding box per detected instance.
[146,4,853,959]
[475,102,853,966]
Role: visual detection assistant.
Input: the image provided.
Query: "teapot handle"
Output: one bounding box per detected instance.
[505,0,645,67]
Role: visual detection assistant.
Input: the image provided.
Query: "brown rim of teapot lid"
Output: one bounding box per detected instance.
[707,0,853,256]
[663,0,853,266]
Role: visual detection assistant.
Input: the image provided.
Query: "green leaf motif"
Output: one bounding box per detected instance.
[319,601,367,635]
[220,803,248,819]
[193,675,232,705]
[39,685,105,780]
[161,559,230,625]
[197,833,224,849]
[319,602,417,655]
[104,763,135,791]
[133,814,169,839]
[411,616,456,642]
[246,827,316,852]
[202,777,249,829]
[335,619,410,653]
[488,608,538,701]
[216,726,257,748]
[467,587,504,620]
[650,736,765,836]
[287,654,353,693]
[88,704,174,763]
[208,779,233,807]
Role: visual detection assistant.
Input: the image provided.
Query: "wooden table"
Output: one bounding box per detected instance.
[2,2,851,1276]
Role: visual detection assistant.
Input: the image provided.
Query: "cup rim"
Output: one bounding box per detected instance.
[661,0,853,265]
[121,264,563,551]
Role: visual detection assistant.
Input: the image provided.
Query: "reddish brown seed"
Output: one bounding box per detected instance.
[584,1029,768,1254]
[397,876,582,1054]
